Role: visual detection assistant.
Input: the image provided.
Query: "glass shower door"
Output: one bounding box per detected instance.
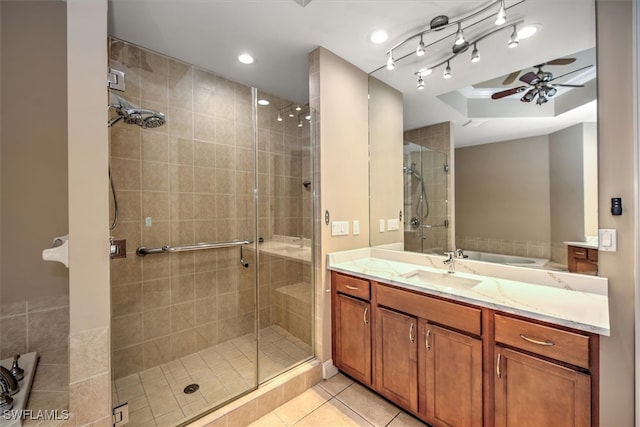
[403,142,449,254]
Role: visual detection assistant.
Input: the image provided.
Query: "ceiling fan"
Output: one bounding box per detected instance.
[500,57,577,85]
[491,64,593,105]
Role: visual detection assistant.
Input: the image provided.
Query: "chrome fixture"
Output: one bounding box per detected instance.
[137,239,251,256]
[404,163,430,228]
[456,248,469,259]
[0,366,18,396]
[108,92,166,129]
[443,251,456,274]
[376,0,533,89]
[11,355,24,382]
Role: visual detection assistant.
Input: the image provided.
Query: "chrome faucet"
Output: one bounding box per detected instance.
[443,251,456,274]
[456,248,468,259]
[293,235,304,248]
[0,366,18,396]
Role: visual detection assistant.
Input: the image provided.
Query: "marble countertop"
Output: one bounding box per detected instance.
[328,248,610,336]
[565,240,599,250]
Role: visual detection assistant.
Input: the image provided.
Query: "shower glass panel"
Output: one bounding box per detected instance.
[108,38,314,426]
[403,142,449,254]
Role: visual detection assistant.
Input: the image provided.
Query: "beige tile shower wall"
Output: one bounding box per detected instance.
[109,39,312,380]
[403,122,452,253]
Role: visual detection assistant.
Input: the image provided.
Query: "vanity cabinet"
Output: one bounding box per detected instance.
[332,272,372,385]
[330,272,599,427]
[567,245,598,275]
[374,307,418,412]
[494,314,594,427]
[421,322,483,427]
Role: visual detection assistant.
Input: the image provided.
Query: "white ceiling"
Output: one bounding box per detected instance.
[108,0,597,146]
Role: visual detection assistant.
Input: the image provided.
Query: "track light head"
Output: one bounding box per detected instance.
[386,52,395,70]
[417,75,425,90]
[508,26,519,48]
[495,0,507,25]
[416,35,426,56]
[443,61,452,79]
[277,112,283,122]
[454,22,466,46]
[471,44,480,63]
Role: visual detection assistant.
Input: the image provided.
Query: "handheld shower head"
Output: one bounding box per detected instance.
[108,93,166,128]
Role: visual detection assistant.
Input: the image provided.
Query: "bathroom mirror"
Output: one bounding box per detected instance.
[368,0,598,273]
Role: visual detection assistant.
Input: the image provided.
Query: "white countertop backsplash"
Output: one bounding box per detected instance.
[327,247,610,336]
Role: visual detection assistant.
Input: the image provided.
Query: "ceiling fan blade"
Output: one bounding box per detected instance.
[554,84,585,88]
[519,72,539,85]
[546,57,576,66]
[502,71,520,85]
[548,65,594,82]
[491,86,526,100]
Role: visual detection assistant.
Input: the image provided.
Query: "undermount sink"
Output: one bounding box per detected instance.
[400,269,481,290]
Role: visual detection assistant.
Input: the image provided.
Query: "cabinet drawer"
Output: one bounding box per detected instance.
[569,246,598,261]
[588,248,598,261]
[335,273,370,300]
[376,284,481,336]
[494,314,590,369]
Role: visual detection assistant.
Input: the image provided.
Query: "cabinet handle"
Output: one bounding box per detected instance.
[425,329,431,350]
[345,285,359,290]
[409,323,415,343]
[496,353,502,378]
[363,307,369,325]
[575,251,586,256]
[520,334,555,346]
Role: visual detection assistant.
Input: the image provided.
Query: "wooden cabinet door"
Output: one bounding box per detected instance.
[375,307,418,412]
[334,294,371,385]
[422,323,483,427]
[495,346,591,427]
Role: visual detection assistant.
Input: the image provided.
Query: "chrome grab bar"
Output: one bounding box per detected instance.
[136,239,251,256]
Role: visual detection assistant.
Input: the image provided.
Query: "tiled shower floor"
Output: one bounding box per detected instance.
[112,325,312,427]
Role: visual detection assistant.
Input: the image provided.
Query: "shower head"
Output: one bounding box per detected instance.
[108,93,166,129]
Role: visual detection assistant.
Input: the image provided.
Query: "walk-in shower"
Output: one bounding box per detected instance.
[403,142,449,254]
[107,38,314,426]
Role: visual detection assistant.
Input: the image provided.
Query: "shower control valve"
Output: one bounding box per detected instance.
[110,238,127,259]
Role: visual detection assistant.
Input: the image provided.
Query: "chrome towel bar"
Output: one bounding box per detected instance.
[136,239,251,256]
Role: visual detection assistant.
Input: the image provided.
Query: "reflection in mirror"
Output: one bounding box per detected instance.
[368,0,598,275]
[402,129,451,254]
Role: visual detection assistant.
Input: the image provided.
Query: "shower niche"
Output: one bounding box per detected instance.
[107,38,314,426]
[403,138,450,254]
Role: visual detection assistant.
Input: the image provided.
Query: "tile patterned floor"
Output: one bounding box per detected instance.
[112,326,312,427]
[249,373,428,427]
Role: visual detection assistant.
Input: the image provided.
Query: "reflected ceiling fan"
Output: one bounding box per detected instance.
[500,57,577,85]
[491,64,593,105]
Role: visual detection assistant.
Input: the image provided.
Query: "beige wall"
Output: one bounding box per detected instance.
[368,76,403,246]
[549,123,586,243]
[310,47,369,361]
[455,135,551,243]
[67,0,112,425]
[583,122,598,237]
[0,1,69,303]
[596,1,635,425]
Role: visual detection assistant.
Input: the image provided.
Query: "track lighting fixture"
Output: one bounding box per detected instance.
[454,22,466,46]
[508,25,519,48]
[471,44,480,63]
[297,117,303,127]
[495,0,507,25]
[443,61,452,79]
[380,0,531,89]
[416,35,426,57]
[295,105,302,111]
[417,75,425,90]
[386,52,395,70]
[277,112,283,122]
[275,103,311,126]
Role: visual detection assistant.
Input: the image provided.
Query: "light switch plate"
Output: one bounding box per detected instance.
[331,221,349,236]
[598,228,617,252]
[379,219,385,233]
[387,219,400,231]
[352,220,360,235]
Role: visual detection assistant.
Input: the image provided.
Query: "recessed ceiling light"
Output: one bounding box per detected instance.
[238,54,254,64]
[518,24,541,39]
[370,30,389,44]
[258,99,270,106]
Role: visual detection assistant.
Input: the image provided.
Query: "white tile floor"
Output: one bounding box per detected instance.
[112,326,312,427]
[249,373,428,427]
